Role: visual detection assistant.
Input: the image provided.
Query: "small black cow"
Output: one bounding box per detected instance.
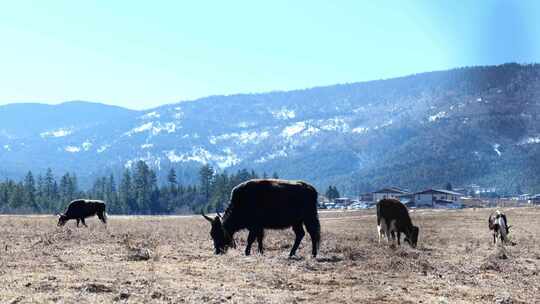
[488,210,511,245]
[377,198,419,248]
[203,179,321,257]
[57,199,107,227]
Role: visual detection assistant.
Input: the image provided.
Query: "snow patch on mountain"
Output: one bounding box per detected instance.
[153,122,176,134]
[172,107,184,120]
[302,125,320,137]
[165,147,240,168]
[352,126,369,134]
[210,131,270,145]
[97,144,110,153]
[237,122,256,128]
[41,128,73,138]
[215,148,241,168]
[520,136,540,145]
[141,143,154,149]
[166,148,212,164]
[282,122,306,138]
[125,152,162,170]
[125,122,177,136]
[493,144,502,156]
[65,146,81,153]
[141,111,160,119]
[429,111,447,122]
[82,140,92,151]
[374,119,394,130]
[255,148,288,163]
[125,122,153,136]
[271,107,296,120]
[319,118,350,132]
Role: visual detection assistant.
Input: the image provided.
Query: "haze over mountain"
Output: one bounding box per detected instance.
[1,63,540,194]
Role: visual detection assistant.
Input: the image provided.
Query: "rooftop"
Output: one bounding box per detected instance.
[413,189,464,196]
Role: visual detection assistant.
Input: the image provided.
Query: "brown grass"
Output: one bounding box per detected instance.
[0,207,539,303]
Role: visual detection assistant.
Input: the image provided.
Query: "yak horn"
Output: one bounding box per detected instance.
[201,211,213,222]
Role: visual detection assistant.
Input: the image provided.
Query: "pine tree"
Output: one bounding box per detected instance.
[23,171,37,211]
[167,168,177,189]
[10,182,25,210]
[209,173,230,212]
[325,185,340,201]
[133,161,156,213]
[44,168,55,201]
[199,164,214,205]
[104,173,118,211]
[119,169,133,214]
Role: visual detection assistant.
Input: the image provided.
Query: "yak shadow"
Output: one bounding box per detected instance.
[315,255,343,263]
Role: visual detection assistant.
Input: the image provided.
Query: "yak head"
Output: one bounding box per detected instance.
[404,225,419,248]
[56,213,69,226]
[202,211,234,254]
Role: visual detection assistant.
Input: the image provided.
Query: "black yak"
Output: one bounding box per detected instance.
[57,199,107,227]
[203,179,321,257]
[488,210,511,245]
[377,198,419,248]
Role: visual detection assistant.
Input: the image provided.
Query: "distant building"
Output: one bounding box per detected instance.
[372,187,410,204]
[334,197,352,206]
[359,192,373,202]
[531,194,540,205]
[411,189,463,208]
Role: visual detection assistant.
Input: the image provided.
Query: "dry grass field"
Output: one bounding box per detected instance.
[1,207,539,303]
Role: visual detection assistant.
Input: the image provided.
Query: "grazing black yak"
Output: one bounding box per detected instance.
[203,179,321,257]
[377,198,419,248]
[488,210,511,245]
[57,199,107,227]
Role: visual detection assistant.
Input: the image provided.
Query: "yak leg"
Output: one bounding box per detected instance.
[245,230,257,256]
[378,218,388,243]
[98,212,107,224]
[81,218,88,227]
[76,219,80,227]
[290,223,305,257]
[257,230,265,254]
[396,231,401,246]
[305,220,320,258]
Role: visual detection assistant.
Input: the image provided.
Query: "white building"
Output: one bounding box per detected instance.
[411,189,463,208]
[372,187,410,204]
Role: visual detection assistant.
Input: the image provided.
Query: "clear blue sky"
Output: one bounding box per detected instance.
[1,1,539,110]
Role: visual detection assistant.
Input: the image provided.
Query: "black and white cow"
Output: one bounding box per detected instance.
[377,199,419,248]
[488,210,511,245]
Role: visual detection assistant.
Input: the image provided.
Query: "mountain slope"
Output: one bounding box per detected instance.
[1,63,540,193]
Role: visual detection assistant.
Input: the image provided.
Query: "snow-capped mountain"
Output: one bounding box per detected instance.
[2,63,540,193]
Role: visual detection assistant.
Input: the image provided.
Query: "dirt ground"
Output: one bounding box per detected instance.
[0,207,539,303]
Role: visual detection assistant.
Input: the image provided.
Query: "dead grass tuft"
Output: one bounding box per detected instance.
[121,232,160,261]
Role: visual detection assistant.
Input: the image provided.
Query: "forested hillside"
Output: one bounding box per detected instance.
[1,63,540,197]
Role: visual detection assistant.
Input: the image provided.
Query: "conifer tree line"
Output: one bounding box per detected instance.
[0,161,279,215]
